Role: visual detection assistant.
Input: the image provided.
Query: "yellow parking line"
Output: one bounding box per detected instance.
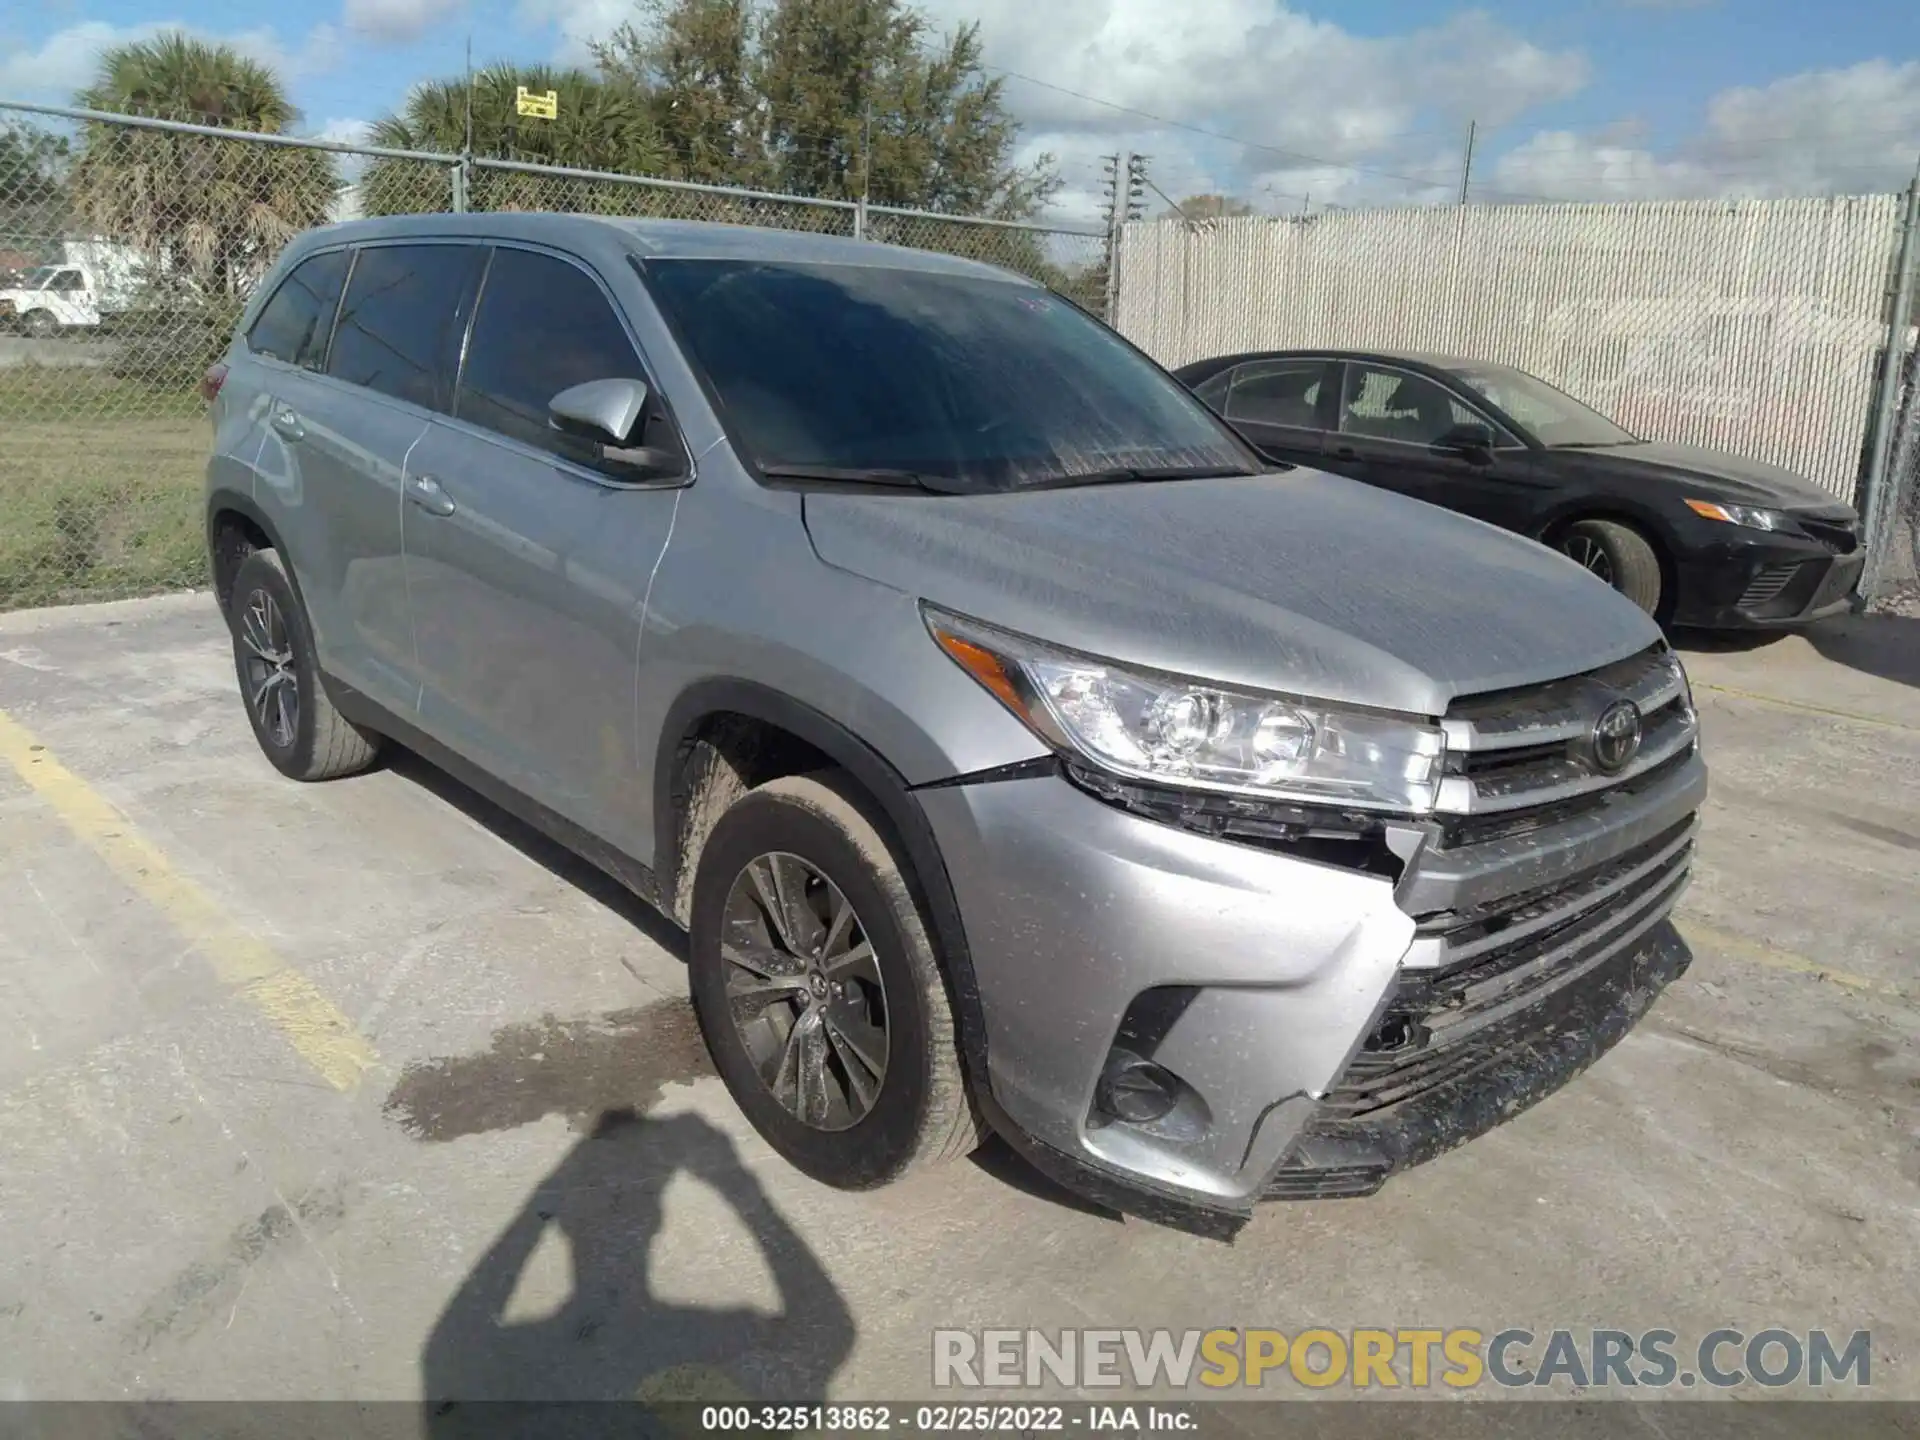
[1675,917,1910,1003]
[0,708,377,1092]
[1696,681,1919,735]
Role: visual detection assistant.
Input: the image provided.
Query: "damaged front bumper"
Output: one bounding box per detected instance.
[917,723,1707,1240]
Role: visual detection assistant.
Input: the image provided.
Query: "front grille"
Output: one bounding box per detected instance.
[1435,645,1696,824]
[1737,563,1802,609]
[1325,820,1694,1119]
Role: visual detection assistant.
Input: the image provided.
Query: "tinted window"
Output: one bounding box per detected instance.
[1450,363,1636,448]
[51,269,85,293]
[644,259,1251,493]
[1227,360,1327,428]
[457,248,650,462]
[1192,370,1232,409]
[248,250,350,370]
[1339,364,1486,445]
[327,244,483,411]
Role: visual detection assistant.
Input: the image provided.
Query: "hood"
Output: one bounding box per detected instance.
[1573,440,1851,515]
[803,469,1662,717]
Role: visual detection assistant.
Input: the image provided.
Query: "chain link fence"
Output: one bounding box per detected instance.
[0,99,1107,610]
[1115,198,1909,502]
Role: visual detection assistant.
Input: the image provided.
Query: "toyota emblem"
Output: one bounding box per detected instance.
[1591,699,1643,775]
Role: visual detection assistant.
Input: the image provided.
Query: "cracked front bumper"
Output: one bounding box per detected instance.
[918,750,1707,1237]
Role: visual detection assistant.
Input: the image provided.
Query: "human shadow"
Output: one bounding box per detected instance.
[1802,611,1920,690]
[421,1108,855,1434]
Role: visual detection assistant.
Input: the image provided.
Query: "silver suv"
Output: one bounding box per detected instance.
[204,214,1705,1237]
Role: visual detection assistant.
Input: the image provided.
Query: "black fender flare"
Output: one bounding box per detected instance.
[652,678,990,1089]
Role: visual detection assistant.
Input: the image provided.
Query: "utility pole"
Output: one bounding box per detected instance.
[452,33,474,213]
[855,99,873,241]
[1458,119,1477,206]
[1100,153,1125,323]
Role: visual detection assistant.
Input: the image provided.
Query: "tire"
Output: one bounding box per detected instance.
[227,548,380,781]
[22,310,56,339]
[688,771,979,1189]
[1559,518,1663,615]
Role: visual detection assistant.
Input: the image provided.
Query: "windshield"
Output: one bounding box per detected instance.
[642,258,1255,492]
[19,266,59,290]
[1449,362,1638,448]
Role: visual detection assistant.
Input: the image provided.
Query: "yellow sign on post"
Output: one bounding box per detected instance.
[515,86,558,119]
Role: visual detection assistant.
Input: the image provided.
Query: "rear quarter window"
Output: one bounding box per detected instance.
[248,250,351,371]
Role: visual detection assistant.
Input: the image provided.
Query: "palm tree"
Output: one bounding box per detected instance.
[361,65,668,216]
[69,33,337,292]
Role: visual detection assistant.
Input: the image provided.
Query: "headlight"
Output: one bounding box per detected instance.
[1685,499,1793,532]
[925,606,1445,813]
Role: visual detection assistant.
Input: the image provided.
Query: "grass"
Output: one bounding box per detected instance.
[0,366,209,611]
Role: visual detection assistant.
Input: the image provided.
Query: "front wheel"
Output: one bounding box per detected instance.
[21,310,56,339]
[688,772,979,1189]
[1558,518,1663,615]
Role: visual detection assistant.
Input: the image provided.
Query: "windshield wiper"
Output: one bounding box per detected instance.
[759,464,962,492]
[1022,464,1266,490]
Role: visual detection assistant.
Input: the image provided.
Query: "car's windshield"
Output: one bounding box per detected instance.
[642,258,1256,492]
[1449,362,1638,448]
[20,266,59,290]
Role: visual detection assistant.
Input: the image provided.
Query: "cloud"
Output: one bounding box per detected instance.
[0,20,342,105]
[341,0,467,45]
[1489,60,1920,202]
[516,0,631,63]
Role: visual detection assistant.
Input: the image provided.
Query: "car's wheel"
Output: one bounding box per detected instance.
[228,548,380,781]
[688,771,979,1189]
[22,310,56,339]
[1559,518,1663,615]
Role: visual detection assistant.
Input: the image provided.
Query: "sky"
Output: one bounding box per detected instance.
[2,0,1918,226]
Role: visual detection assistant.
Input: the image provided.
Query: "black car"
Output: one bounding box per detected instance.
[1173,348,1862,629]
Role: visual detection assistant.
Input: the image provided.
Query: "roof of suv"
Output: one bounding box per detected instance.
[299,211,1034,282]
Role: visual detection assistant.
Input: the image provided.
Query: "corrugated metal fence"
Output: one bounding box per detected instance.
[1115,196,1906,500]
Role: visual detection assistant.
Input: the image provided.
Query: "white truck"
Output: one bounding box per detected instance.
[0,240,148,335]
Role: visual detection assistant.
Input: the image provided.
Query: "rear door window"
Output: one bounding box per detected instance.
[327,243,484,411]
[248,249,350,371]
[455,246,656,467]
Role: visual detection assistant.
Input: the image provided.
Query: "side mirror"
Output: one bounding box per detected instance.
[549,377,649,445]
[548,377,681,479]
[1433,422,1495,458]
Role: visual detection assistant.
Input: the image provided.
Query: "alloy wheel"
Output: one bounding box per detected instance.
[720,851,889,1132]
[1562,534,1616,587]
[239,588,299,748]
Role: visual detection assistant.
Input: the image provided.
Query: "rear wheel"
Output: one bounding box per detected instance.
[1559,518,1663,615]
[228,549,380,781]
[688,772,979,1188]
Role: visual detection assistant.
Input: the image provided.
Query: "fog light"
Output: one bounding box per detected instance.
[1096,1058,1180,1124]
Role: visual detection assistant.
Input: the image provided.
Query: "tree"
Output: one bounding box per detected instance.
[68,33,336,291]
[593,0,1057,220]
[1166,193,1253,222]
[361,65,669,215]
[0,123,71,253]
[595,0,769,188]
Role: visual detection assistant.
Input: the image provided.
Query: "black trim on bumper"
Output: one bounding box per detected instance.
[1264,918,1691,1198]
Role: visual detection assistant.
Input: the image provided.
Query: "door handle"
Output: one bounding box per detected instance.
[271,407,305,441]
[1333,444,1357,458]
[406,473,456,517]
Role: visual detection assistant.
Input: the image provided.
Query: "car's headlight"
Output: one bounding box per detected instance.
[925,606,1445,813]
[1685,499,1793,533]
